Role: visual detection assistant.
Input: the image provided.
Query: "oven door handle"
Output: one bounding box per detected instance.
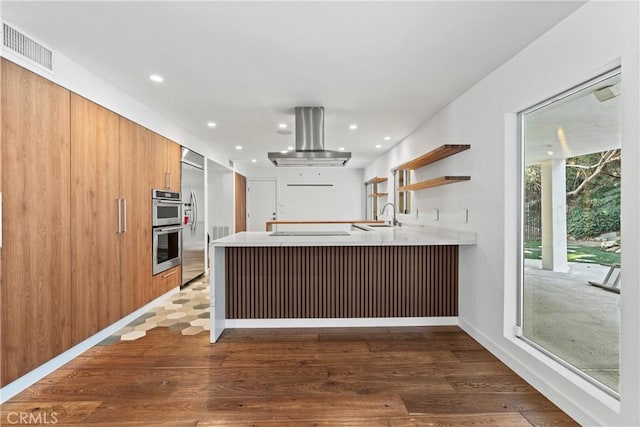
[154,225,184,233]
[154,199,182,206]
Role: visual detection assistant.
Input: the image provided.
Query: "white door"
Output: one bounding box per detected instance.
[246,179,277,231]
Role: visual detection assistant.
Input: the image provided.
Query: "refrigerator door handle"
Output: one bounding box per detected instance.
[192,188,198,234]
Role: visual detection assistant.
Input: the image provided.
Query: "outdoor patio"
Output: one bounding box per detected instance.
[523,259,620,391]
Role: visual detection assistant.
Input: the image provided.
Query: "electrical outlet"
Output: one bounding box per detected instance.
[433,208,439,221]
[462,208,469,223]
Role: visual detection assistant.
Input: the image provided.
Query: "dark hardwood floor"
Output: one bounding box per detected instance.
[1,326,578,426]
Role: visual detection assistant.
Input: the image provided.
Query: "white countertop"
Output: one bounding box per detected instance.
[211,225,476,247]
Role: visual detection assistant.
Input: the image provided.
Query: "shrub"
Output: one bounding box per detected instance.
[567,204,620,238]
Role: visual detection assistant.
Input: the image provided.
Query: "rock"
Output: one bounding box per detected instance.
[615,249,621,254]
[598,232,618,241]
[600,241,617,249]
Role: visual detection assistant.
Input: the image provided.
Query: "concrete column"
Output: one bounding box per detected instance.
[541,159,569,272]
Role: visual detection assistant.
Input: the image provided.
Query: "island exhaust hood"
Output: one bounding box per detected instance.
[268,107,351,167]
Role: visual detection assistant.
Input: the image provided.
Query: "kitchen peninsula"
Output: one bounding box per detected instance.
[209,226,475,342]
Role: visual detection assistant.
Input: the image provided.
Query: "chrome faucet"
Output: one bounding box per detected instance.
[380,202,399,226]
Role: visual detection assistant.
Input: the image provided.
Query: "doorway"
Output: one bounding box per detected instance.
[246,179,278,231]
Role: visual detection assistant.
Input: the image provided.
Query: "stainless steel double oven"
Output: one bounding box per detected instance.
[152,189,182,275]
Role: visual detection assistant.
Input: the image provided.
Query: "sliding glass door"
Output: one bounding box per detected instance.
[519,69,622,395]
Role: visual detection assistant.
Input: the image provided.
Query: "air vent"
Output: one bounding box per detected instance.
[2,22,53,71]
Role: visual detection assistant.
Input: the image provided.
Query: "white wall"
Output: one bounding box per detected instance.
[364,2,639,426]
[241,167,365,223]
[207,160,234,235]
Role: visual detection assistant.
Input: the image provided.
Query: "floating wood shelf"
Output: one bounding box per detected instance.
[398,176,470,191]
[395,144,470,171]
[366,176,388,184]
[368,192,388,197]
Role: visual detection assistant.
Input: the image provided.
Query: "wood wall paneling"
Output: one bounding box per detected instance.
[70,94,121,345]
[225,245,458,319]
[1,59,72,385]
[119,117,153,316]
[234,173,247,232]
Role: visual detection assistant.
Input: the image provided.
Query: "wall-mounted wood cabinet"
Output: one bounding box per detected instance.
[70,94,122,345]
[150,134,181,192]
[119,117,154,316]
[0,59,184,385]
[1,59,72,385]
[73,111,180,326]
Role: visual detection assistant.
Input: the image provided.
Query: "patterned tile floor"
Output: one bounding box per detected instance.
[99,276,210,344]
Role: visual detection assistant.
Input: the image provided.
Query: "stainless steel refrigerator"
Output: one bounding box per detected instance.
[181,148,205,286]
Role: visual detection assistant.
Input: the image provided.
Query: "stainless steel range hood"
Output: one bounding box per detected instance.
[268,107,351,167]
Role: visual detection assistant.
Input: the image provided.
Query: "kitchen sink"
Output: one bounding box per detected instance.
[367,224,393,228]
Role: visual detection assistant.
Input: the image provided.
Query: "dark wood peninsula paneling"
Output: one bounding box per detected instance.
[225,245,458,319]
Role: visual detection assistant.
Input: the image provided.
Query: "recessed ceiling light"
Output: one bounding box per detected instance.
[287,146,294,151]
[280,150,288,154]
[349,124,358,130]
[235,145,243,150]
[149,74,163,83]
[278,123,288,129]
[207,122,217,128]
[375,144,382,148]
[251,159,257,163]
[384,136,391,141]
[338,147,345,151]
[547,151,554,156]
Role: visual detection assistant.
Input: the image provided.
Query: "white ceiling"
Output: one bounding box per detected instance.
[1,1,584,168]
[525,72,622,165]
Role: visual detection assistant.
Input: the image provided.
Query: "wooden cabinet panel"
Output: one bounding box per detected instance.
[149,134,181,192]
[165,138,181,192]
[148,132,167,191]
[152,265,181,297]
[119,117,153,316]
[70,94,121,345]
[235,173,247,232]
[1,59,72,386]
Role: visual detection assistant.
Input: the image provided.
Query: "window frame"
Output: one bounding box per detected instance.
[516,66,622,399]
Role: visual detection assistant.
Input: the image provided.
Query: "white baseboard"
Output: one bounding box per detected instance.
[224,317,458,329]
[0,287,180,403]
[457,317,616,427]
